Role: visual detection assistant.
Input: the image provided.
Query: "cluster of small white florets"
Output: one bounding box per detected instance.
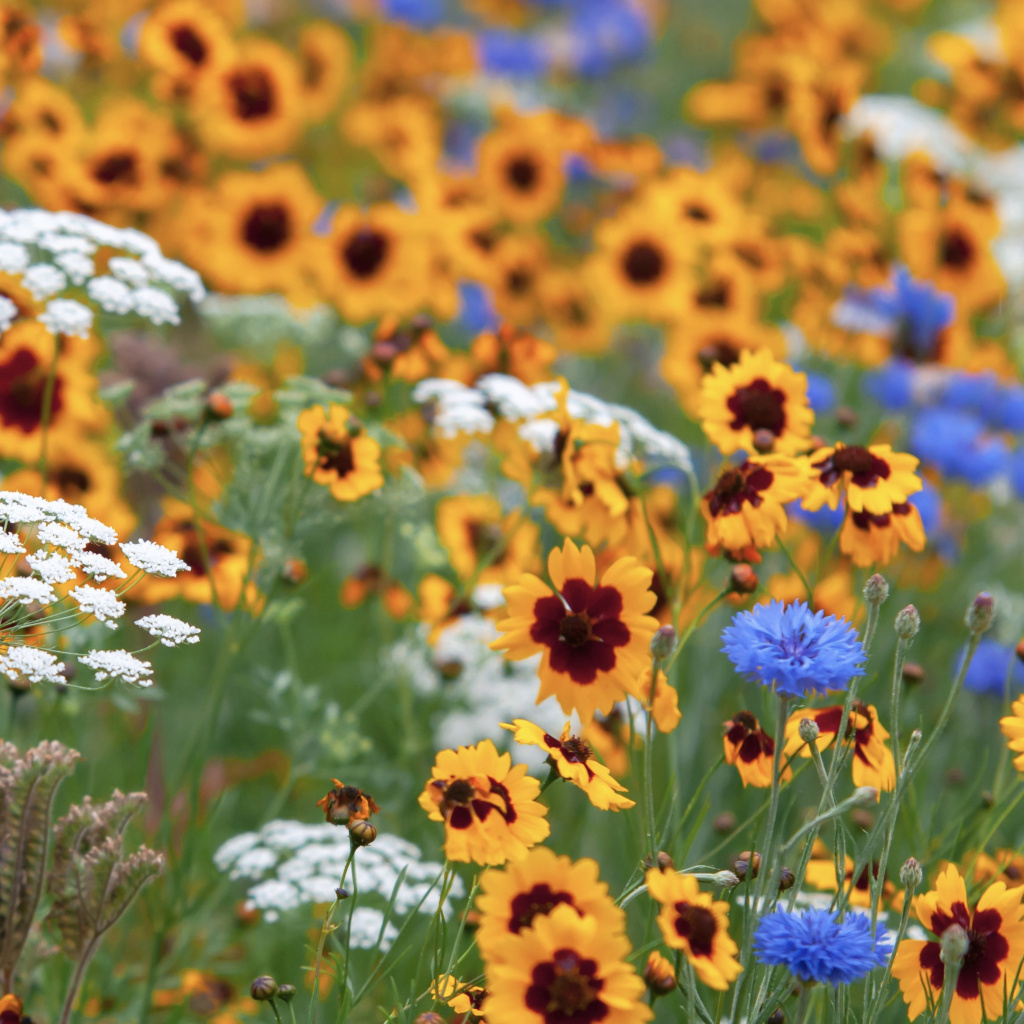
[213,821,463,944]
[412,373,694,474]
[0,209,205,338]
[0,491,199,690]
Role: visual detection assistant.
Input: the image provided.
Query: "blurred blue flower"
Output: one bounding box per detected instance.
[804,371,835,414]
[566,2,651,76]
[478,30,550,76]
[1011,447,1024,500]
[992,384,1024,432]
[790,500,846,535]
[909,481,942,537]
[943,370,1001,415]
[382,0,444,27]
[959,638,1024,697]
[721,599,865,698]
[909,408,1009,485]
[458,282,498,334]
[862,360,915,411]
[754,909,892,984]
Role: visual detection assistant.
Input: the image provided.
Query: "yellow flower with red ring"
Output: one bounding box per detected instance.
[431,975,486,1016]
[638,667,681,733]
[503,720,635,811]
[893,864,1024,1024]
[645,868,742,990]
[839,501,926,567]
[491,539,658,721]
[482,904,652,1024]
[1001,694,1024,773]
[698,349,813,456]
[474,846,625,962]
[723,710,790,789]
[298,403,383,502]
[701,455,812,556]
[801,442,922,516]
[804,840,896,909]
[418,739,549,866]
[783,701,895,796]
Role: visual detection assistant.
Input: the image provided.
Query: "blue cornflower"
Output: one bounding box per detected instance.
[909,408,1010,485]
[477,30,551,76]
[861,360,915,411]
[754,908,892,985]
[958,638,1024,697]
[721,600,865,698]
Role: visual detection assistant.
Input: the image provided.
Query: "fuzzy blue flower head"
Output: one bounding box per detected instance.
[753,908,892,985]
[721,600,865,698]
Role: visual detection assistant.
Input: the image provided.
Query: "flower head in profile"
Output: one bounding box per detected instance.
[639,667,681,733]
[431,975,486,1017]
[892,864,1024,1024]
[417,740,550,866]
[491,539,658,721]
[698,349,813,456]
[784,702,895,795]
[721,599,865,698]
[723,710,790,788]
[297,403,383,502]
[316,780,379,825]
[474,846,624,962]
[481,904,652,1024]
[1000,693,1024,772]
[754,908,891,984]
[645,868,742,990]
[503,719,635,811]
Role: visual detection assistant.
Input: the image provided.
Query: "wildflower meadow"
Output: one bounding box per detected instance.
[4,1,1024,1023]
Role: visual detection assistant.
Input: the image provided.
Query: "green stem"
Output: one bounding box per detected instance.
[310,847,356,1024]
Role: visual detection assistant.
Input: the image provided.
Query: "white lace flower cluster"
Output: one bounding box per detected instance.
[0,490,199,690]
[0,208,205,338]
[412,373,694,474]
[213,821,464,944]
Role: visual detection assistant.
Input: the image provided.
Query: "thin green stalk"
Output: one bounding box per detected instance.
[310,846,356,1024]
[889,636,911,778]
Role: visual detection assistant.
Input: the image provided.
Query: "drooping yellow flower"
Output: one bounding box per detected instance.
[297,404,383,503]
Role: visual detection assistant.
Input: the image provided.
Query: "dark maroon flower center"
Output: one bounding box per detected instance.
[622,241,665,285]
[530,579,631,686]
[920,902,1009,1000]
[342,229,389,279]
[171,23,207,65]
[697,279,730,308]
[541,731,596,779]
[509,884,576,933]
[684,202,711,222]
[243,203,291,252]
[673,902,717,957]
[316,432,355,477]
[726,379,786,436]
[813,445,890,489]
[506,155,539,191]
[725,711,773,764]
[229,67,275,120]
[94,151,139,185]
[698,340,741,372]
[526,949,607,1024]
[445,776,517,831]
[0,348,63,432]
[941,228,974,270]
[705,462,774,517]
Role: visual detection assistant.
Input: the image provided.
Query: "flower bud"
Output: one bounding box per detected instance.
[348,820,377,847]
[894,605,921,640]
[277,984,296,1003]
[713,870,741,889]
[713,812,736,833]
[734,850,760,881]
[414,1014,446,1024]
[778,867,795,892]
[729,563,759,595]
[650,626,678,663]
[345,415,364,438]
[204,390,234,421]
[766,1009,786,1024]
[966,592,995,634]
[656,851,675,872]
[335,887,349,900]
[1016,639,1024,664]
[941,923,970,966]
[643,950,677,995]
[851,809,875,831]
[852,786,879,806]
[798,718,820,744]
[281,557,308,585]
[900,857,923,891]
[902,662,925,687]
[835,406,859,429]
[864,573,889,606]
[250,976,278,1001]
[752,428,776,453]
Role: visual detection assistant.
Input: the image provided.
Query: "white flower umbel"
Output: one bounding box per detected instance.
[0,647,66,686]
[0,577,57,606]
[26,551,77,585]
[79,649,154,687]
[121,539,189,577]
[0,532,26,556]
[22,263,67,301]
[39,298,94,339]
[135,614,201,647]
[70,585,126,628]
[77,550,127,582]
[131,287,180,326]
[0,296,18,334]
[86,276,134,314]
[36,522,87,560]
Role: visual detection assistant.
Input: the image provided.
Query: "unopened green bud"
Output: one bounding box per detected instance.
[276,984,296,1003]
[348,820,377,847]
[713,870,741,888]
[864,573,889,606]
[966,593,995,634]
[798,718,820,744]
[853,786,879,806]
[900,857,923,891]
[650,626,677,663]
[778,867,795,892]
[941,924,970,966]
[250,976,278,1001]
[895,605,921,640]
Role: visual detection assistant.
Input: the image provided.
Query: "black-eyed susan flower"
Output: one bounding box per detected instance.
[974,849,1024,889]
[701,455,811,557]
[783,701,895,794]
[431,975,486,1016]
[893,864,1024,1024]
[478,116,566,225]
[297,404,383,503]
[503,720,635,811]
[1000,694,1024,773]
[839,501,926,567]
[481,904,652,1024]
[638,667,681,733]
[435,494,539,585]
[491,539,658,721]
[474,846,625,962]
[698,349,814,456]
[418,739,550,866]
[802,442,923,516]
[723,710,789,788]
[0,994,24,1023]
[297,21,352,123]
[645,868,742,990]
[138,0,235,88]
[804,840,896,908]
[316,780,379,825]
